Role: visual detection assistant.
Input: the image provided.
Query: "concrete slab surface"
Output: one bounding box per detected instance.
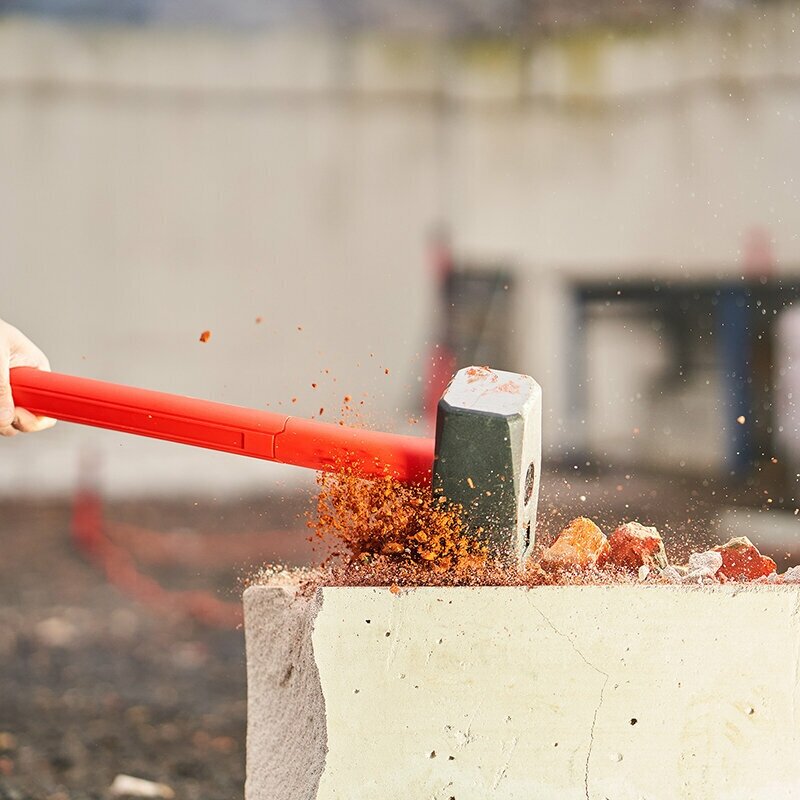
[245,583,800,800]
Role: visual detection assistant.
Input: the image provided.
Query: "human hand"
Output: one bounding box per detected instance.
[0,318,56,436]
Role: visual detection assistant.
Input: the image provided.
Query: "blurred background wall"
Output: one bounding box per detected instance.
[1,1,798,496]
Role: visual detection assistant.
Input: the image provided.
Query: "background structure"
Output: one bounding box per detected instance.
[2,1,798,496]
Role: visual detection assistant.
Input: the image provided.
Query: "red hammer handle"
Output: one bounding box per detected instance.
[9,368,434,484]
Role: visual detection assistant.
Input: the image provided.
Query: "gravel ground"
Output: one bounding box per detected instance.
[0,465,787,800]
[0,494,311,800]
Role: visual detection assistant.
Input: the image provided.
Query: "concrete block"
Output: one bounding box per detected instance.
[245,583,800,800]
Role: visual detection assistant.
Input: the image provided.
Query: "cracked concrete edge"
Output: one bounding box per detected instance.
[244,584,327,800]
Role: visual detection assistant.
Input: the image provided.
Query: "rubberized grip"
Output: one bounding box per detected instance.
[9,368,434,484]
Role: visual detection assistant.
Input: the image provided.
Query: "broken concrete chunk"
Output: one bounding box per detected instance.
[608,522,668,572]
[714,537,777,581]
[686,550,724,581]
[539,517,610,571]
[109,775,174,800]
[784,566,800,583]
[660,565,682,583]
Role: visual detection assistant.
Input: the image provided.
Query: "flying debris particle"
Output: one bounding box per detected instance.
[319,407,324,416]
[312,383,318,389]
[715,537,776,580]
[308,466,486,577]
[385,368,390,375]
[344,395,352,403]
[540,517,610,571]
[737,416,746,425]
[466,477,475,489]
[291,397,297,404]
[199,330,211,343]
[255,316,263,324]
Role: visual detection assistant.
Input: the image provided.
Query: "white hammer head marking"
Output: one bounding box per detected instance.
[433,366,542,566]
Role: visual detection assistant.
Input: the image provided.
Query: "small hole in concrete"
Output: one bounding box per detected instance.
[448,756,455,761]
[630,718,638,726]
[747,707,755,716]
[354,689,360,694]
[429,751,436,759]
[365,620,371,624]
[554,742,558,747]
[385,632,391,637]
[524,463,535,504]
[279,664,293,687]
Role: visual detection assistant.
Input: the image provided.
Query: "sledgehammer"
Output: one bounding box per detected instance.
[9,365,541,562]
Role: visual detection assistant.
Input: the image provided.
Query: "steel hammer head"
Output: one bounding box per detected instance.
[432,366,542,566]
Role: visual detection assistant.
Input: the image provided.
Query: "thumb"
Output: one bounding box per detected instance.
[0,353,13,427]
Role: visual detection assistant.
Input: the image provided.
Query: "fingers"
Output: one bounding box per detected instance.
[0,343,12,429]
[12,407,57,433]
[0,408,57,437]
[0,422,17,437]
[7,321,51,372]
[0,318,55,436]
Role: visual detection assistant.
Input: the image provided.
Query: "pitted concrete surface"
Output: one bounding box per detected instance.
[245,583,800,800]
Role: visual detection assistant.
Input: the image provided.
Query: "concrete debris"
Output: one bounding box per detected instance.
[661,565,683,583]
[539,517,610,571]
[34,617,78,648]
[714,537,777,580]
[685,551,724,581]
[109,775,175,799]
[637,564,651,582]
[607,522,668,572]
[784,566,800,583]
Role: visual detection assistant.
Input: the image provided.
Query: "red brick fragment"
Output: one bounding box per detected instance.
[608,522,668,572]
[540,517,610,572]
[714,536,776,581]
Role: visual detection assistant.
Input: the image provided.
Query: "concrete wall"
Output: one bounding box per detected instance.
[1,6,798,495]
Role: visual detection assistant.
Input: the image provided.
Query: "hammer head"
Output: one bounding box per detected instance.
[432,366,542,566]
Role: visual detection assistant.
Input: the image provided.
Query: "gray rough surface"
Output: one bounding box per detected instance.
[244,585,327,800]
